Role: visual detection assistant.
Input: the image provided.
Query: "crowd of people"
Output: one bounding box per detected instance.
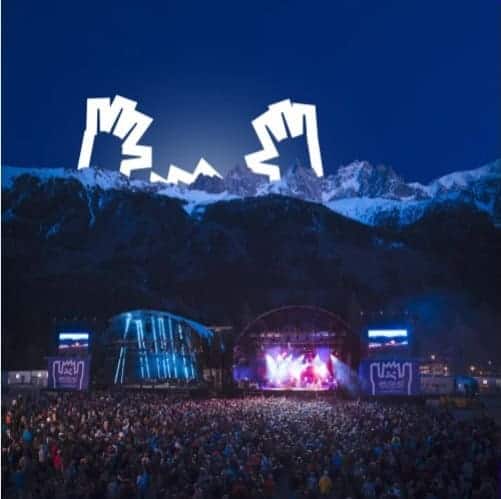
[1,391,499,498]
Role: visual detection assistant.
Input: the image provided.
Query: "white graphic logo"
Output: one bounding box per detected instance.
[77,96,323,184]
[150,158,222,185]
[78,95,153,177]
[369,361,413,396]
[51,359,86,390]
[244,99,323,182]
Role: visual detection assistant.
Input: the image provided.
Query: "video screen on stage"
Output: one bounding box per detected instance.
[58,332,89,352]
[234,346,339,391]
[368,329,408,350]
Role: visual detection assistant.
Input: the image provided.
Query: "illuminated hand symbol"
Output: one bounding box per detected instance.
[78,95,153,177]
[244,99,324,182]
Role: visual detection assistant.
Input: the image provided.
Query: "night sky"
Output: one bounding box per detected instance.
[2,0,500,182]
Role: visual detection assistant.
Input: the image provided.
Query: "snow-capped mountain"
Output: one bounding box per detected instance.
[191,163,267,196]
[256,163,324,201]
[2,159,500,226]
[322,161,422,201]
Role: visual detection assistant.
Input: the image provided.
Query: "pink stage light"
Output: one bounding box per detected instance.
[265,350,333,388]
[312,354,328,379]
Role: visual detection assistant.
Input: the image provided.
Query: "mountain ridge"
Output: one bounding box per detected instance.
[2,159,500,227]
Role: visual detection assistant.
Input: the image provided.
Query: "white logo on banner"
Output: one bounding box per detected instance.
[51,359,86,390]
[369,361,413,396]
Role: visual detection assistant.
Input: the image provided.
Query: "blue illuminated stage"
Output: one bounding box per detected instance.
[105,310,214,385]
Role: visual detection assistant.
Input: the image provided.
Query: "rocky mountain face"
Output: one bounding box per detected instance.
[2,166,501,369]
[323,162,420,200]
[191,163,267,196]
[190,159,501,224]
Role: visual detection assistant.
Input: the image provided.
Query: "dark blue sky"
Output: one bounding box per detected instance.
[2,0,500,182]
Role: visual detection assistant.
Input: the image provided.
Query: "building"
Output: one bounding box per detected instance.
[6,370,48,387]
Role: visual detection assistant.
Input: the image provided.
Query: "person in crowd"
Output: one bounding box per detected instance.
[318,470,333,496]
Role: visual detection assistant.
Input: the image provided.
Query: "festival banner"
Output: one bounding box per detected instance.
[359,359,420,396]
[47,356,91,390]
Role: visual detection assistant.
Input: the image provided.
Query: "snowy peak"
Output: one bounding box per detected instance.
[192,163,268,197]
[323,161,424,201]
[429,161,501,194]
[1,165,137,191]
[326,159,500,225]
[258,163,323,201]
[1,164,233,217]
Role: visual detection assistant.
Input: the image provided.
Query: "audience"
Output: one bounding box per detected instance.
[1,392,499,498]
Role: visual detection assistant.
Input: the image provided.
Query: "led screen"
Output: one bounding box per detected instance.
[58,332,89,352]
[368,329,408,350]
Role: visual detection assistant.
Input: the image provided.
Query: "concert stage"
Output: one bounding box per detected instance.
[233,306,361,392]
[261,386,333,391]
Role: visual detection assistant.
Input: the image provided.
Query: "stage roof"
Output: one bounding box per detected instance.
[109,309,214,340]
